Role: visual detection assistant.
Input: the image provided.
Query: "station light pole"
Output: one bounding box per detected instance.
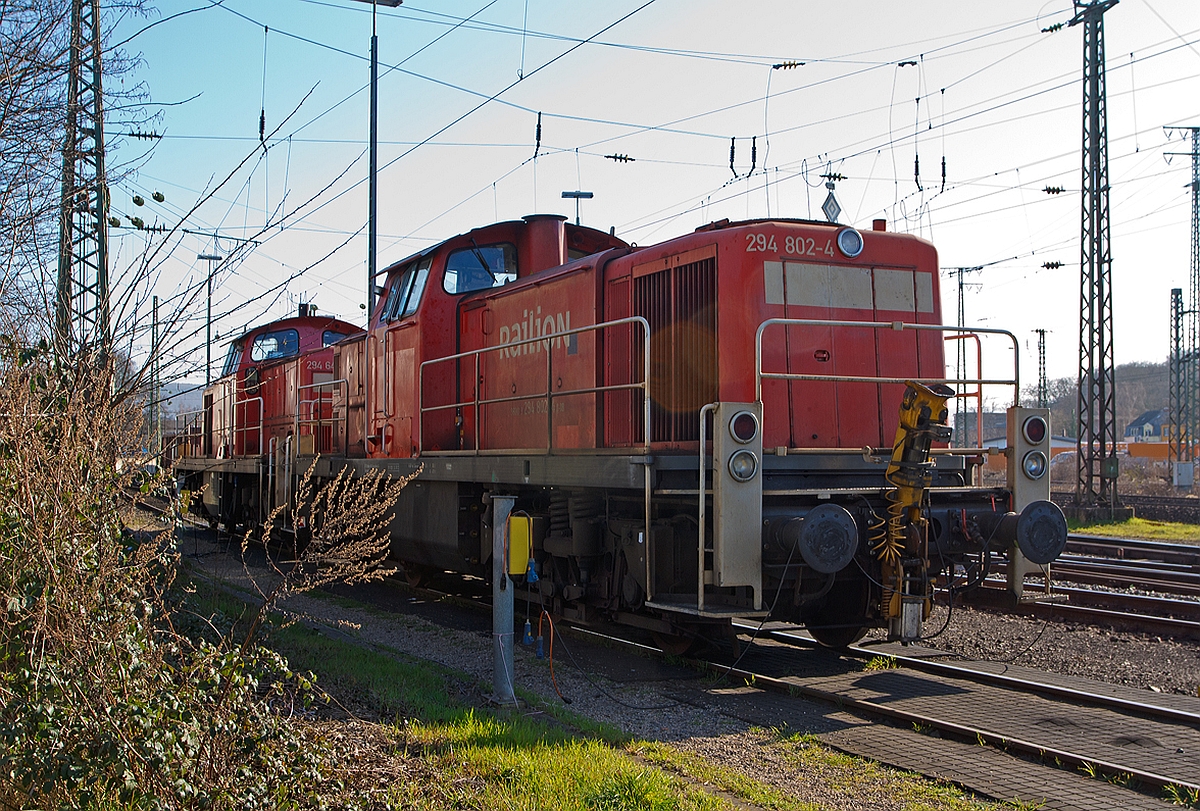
[198,253,223,384]
[347,0,401,320]
[347,0,401,454]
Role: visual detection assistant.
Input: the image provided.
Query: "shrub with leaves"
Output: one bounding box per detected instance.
[0,343,402,809]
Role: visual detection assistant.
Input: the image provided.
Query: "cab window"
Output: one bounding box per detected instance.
[221,341,244,377]
[322,330,348,346]
[249,328,299,362]
[383,257,431,322]
[443,243,517,295]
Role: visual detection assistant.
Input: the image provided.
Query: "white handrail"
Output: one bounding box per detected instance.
[753,318,1021,406]
[418,315,652,455]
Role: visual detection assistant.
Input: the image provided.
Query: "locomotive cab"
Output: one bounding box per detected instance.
[183,307,360,526]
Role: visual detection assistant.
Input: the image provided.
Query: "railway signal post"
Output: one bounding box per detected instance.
[490,494,517,706]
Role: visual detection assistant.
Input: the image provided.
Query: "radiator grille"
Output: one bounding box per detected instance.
[634,255,718,443]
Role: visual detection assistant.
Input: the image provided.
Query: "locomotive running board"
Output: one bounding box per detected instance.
[645,597,768,619]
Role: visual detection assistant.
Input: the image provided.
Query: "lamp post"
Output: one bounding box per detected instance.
[561,190,593,226]
[198,253,223,384]
[346,0,401,456]
[347,0,402,320]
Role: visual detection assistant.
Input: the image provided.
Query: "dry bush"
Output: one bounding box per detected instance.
[237,462,415,647]
[0,343,408,809]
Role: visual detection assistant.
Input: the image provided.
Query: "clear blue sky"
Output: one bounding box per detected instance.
[108,0,1200,391]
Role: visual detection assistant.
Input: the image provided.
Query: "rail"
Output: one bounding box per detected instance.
[697,403,717,611]
[944,332,984,446]
[417,315,652,455]
[175,408,204,456]
[753,318,1021,406]
[232,394,264,455]
[294,378,348,456]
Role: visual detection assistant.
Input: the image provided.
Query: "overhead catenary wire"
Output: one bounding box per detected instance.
[124,3,1200,379]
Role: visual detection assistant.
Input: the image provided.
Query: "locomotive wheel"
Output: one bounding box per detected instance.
[801,575,870,649]
[403,563,437,588]
[651,628,698,657]
[806,622,867,649]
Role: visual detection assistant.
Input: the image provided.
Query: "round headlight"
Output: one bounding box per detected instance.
[836,227,864,258]
[1022,415,1048,445]
[729,410,759,444]
[728,449,759,482]
[1022,450,1048,480]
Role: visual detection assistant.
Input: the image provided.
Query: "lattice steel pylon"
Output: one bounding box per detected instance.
[1071,0,1119,509]
[1191,131,1200,469]
[1169,288,1189,468]
[1035,329,1048,408]
[56,0,110,359]
[1165,126,1200,482]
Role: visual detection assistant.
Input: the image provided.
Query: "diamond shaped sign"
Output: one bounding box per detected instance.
[822,191,842,223]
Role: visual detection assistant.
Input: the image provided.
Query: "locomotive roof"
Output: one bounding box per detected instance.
[375,215,630,278]
[224,314,362,345]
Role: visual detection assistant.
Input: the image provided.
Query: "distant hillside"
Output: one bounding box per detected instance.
[159,382,204,417]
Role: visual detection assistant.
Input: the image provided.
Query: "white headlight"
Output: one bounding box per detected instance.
[1022,450,1048,480]
[728,449,759,482]
[836,227,864,258]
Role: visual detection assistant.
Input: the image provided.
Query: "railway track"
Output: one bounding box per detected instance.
[715,621,1200,796]
[960,532,1200,637]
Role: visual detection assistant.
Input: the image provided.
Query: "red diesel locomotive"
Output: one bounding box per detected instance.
[176,214,1067,648]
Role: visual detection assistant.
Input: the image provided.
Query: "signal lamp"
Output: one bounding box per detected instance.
[1022,415,1048,445]
[728,449,759,482]
[1022,450,1048,480]
[836,227,864,258]
[729,410,759,444]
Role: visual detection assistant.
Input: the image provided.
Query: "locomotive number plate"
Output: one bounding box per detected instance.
[746,232,835,258]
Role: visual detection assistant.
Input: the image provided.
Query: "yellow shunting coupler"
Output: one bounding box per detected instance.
[875,381,955,641]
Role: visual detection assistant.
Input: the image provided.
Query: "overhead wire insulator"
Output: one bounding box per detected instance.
[108,216,121,228]
[1043,186,1065,195]
[729,137,736,178]
[533,111,542,160]
[1042,22,1065,33]
[604,154,634,163]
[132,195,145,206]
[153,191,165,203]
[1042,261,1064,270]
[772,60,804,70]
[898,60,917,67]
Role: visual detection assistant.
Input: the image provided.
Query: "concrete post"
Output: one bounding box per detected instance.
[491,494,517,705]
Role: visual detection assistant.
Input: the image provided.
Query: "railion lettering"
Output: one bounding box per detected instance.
[497,306,571,359]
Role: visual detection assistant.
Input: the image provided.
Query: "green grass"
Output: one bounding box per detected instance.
[273,621,730,810]
[187,576,1037,810]
[1069,516,1200,543]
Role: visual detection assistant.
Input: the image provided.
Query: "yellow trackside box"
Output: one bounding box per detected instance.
[508,515,531,576]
